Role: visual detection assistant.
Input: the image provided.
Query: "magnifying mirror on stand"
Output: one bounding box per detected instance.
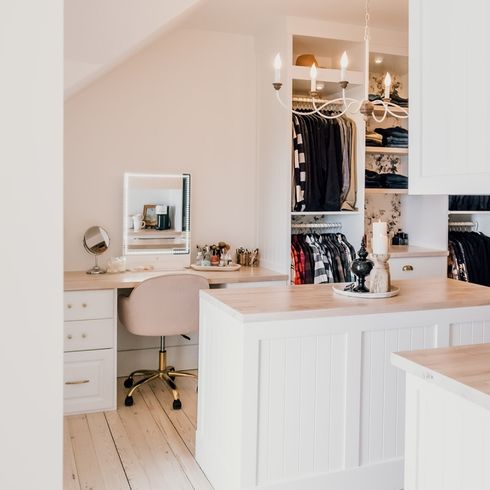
[83,226,110,274]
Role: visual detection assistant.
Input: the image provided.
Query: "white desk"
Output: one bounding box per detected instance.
[63,267,287,414]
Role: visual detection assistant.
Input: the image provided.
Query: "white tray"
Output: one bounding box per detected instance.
[333,283,400,299]
[190,263,241,272]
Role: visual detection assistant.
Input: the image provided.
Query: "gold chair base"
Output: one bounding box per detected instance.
[124,350,196,409]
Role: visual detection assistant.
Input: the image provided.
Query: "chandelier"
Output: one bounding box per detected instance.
[272,0,408,122]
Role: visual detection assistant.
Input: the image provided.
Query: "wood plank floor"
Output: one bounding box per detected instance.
[64,373,213,489]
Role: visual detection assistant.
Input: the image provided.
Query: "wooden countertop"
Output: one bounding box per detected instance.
[201,278,490,322]
[64,266,288,291]
[392,343,490,410]
[387,245,448,258]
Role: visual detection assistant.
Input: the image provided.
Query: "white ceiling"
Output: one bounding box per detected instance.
[65,0,407,97]
[183,0,408,34]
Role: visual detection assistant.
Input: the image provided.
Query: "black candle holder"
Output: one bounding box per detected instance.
[350,236,374,293]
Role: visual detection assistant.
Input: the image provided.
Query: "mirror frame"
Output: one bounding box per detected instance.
[123,172,191,256]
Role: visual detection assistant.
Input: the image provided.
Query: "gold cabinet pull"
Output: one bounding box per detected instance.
[67,334,73,340]
[67,304,72,309]
[65,379,90,385]
[82,303,87,308]
[402,265,414,271]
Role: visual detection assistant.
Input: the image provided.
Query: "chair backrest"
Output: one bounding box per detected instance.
[118,273,209,336]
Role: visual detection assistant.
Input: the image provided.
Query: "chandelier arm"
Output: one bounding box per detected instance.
[371,110,387,123]
[385,104,409,119]
[276,92,321,116]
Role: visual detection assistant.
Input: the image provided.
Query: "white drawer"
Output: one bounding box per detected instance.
[389,256,447,281]
[64,349,115,414]
[64,290,114,321]
[64,319,114,352]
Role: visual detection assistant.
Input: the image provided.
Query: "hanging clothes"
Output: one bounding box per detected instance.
[448,231,490,287]
[291,233,356,285]
[449,195,490,211]
[292,112,357,212]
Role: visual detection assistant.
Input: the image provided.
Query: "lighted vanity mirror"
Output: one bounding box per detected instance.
[123,173,191,256]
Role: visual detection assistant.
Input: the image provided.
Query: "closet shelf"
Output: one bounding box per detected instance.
[365,188,408,195]
[448,210,490,215]
[372,105,409,115]
[291,211,360,216]
[365,147,408,155]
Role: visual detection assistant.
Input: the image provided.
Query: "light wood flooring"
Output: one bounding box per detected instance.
[64,373,213,489]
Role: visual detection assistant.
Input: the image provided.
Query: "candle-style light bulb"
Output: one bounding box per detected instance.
[340,51,348,81]
[273,53,282,83]
[310,63,318,92]
[384,72,392,99]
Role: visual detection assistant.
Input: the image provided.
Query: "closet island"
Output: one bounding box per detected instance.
[196,278,490,490]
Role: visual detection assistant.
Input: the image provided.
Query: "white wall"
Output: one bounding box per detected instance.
[0,1,63,488]
[64,28,257,270]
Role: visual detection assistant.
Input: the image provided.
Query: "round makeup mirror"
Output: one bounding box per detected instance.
[83,226,110,274]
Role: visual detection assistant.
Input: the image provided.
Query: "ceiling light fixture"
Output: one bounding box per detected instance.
[272,0,408,122]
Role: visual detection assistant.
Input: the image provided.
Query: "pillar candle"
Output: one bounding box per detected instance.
[372,220,389,255]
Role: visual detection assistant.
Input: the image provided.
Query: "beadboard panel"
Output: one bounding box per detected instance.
[449,320,490,346]
[360,325,437,466]
[257,334,347,485]
[405,374,490,490]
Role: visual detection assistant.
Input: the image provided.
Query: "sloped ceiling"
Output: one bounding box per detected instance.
[64,0,204,97]
[65,0,407,98]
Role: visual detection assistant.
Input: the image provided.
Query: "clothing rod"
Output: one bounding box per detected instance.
[448,221,476,227]
[291,223,342,229]
[292,96,343,107]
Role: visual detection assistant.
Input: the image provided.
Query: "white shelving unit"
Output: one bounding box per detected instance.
[365,146,408,155]
[365,188,408,195]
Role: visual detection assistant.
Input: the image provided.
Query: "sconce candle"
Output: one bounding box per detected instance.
[340,51,348,81]
[273,53,282,84]
[310,64,318,92]
[384,72,392,99]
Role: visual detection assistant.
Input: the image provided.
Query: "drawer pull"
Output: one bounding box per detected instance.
[82,303,87,308]
[65,379,90,385]
[81,333,87,339]
[67,334,73,340]
[67,304,72,309]
[402,265,414,271]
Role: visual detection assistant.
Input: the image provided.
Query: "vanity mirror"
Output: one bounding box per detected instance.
[123,173,191,256]
[83,226,110,274]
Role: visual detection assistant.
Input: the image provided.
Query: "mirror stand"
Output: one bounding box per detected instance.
[83,226,110,275]
[87,254,106,275]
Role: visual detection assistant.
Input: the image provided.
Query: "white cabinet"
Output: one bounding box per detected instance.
[409,0,490,194]
[63,289,116,414]
[390,256,447,281]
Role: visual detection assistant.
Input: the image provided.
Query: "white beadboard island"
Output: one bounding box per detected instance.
[196,279,490,490]
[392,343,490,490]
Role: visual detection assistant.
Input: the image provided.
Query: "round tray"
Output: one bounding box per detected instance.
[190,263,241,272]
[332,283,400,299]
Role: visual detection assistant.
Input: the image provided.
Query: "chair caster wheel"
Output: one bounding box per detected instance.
[173,399,182,410]
[125,396,134,407]
[124,377,134,388]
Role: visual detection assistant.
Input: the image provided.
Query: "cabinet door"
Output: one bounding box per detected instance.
[409,0,490,194]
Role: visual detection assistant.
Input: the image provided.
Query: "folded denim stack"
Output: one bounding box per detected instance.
[365,169,408,189]
[374,126,408,148]
[366,131,383,146]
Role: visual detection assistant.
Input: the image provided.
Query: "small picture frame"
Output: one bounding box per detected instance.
[142,204,157,227]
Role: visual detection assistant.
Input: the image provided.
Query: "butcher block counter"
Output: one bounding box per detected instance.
[196,278,490,490]
[393,343,490,490]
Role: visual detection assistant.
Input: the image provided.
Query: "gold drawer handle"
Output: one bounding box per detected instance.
[82,303,87,308]
[65,379,90,385]
[67,304,72,309]
[67,334,73,340]
[402,265,414,272]
[81,333,87,339]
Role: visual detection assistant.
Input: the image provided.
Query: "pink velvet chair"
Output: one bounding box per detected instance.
[118,273,209,409]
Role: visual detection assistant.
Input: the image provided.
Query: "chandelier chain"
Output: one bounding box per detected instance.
[364,0,370,41]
